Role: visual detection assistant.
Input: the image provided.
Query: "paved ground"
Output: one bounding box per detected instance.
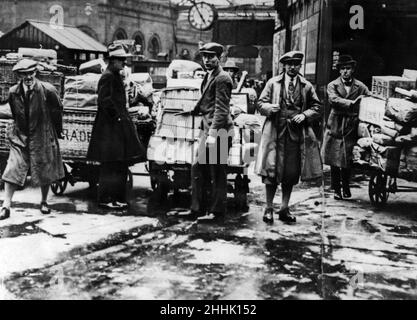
[1,164,417,300]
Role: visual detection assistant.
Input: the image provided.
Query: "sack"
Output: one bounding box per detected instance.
[63,92,98,109]
[372,133,396,146]
[357,137,373,149]
[64,73,101,94]
[386,98,417,124]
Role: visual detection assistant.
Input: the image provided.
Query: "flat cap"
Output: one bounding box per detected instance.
[199,42,224,57]
[279,51,304,64]
[12,58,38,73]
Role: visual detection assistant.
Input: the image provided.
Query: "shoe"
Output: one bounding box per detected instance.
[98,202,126,210]
[114,201,129,209]
[278,208,296,223]
[40,202,51,215]
[262,207,274,224]
[342,186,352,198]
[197,212,221,223]
[334,190,343,200]
[0,207,10,220]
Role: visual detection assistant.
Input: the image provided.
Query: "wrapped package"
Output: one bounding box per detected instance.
[64,73,101,94]
[353,146,364,161]
[358,96,386,126]
[357,137,373,148]
[0,103,12,119]
[380,125,399,138]
[404,146,417,171]
[386,98,417,124]
[372,133,396,146]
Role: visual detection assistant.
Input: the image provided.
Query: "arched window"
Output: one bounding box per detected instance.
[148,35,161,59]
[113,28,127,41]
[132,31,145,54]
[77,25,99,41]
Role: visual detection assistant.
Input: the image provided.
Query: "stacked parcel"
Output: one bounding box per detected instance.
[354,74,417,177]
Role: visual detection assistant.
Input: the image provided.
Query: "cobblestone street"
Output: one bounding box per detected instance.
[1,166,416,300]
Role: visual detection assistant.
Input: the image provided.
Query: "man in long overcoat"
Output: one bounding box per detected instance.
[87,43,146,210]
[1,59,64,220]
[321,55,370,200]
[255,51,322,224]
[189,42,234,222]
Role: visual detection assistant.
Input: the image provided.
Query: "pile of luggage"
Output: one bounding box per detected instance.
[354,72,417,177]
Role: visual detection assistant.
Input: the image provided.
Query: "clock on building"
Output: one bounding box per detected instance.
[188,2,217,31]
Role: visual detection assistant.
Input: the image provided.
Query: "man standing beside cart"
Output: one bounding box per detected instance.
[256,51,322,224]
[87,43,146,210]
[0,59,64,220]
[189,42,234,222]
[322,55,370,200]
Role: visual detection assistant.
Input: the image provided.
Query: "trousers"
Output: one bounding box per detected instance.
[331,166,351,191]
[191,136,231,215]
[98,161,128,203]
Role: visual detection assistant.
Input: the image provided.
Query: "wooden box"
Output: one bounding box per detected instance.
[372,76,416,100]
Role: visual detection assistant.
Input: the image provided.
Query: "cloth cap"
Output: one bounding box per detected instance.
[108,43,131,59]
[336,55,357,68]
[199,42,224,57]
[223,60,239,71]
[279,51,304,64]
[12,59,38,73]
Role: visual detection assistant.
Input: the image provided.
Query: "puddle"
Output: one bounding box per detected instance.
[0,221,44,239]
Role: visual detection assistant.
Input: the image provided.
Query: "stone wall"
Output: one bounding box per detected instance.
[0,0,176,59]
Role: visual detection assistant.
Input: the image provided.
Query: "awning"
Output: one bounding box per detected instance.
[27,20,107,52]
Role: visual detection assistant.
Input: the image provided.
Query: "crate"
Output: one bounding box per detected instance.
[0,61,18,83]
[0,119,13,151]
[0,82,14,103]
[59,108,140,159]
[372,76,416,100]
[160,87,201,112]
[156,111,202,140]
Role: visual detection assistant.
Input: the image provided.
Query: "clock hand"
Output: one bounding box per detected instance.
[195,5,207,24]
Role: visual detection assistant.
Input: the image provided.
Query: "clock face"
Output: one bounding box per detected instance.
[188,2,217,31]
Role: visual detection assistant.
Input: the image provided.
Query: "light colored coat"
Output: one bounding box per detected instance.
[2,80,65,187]
[322,77,370,168]
[254,73,323,183]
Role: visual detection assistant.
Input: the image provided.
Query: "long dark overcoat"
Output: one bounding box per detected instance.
[2,80,65,187]
[87,66,146,164]
[254,73,323,183]
[321,77,370,168]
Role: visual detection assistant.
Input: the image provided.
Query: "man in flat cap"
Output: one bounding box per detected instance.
[0,59,64,220]
[88,43,146,210]
[322,55,370,200]
[188,42,234,222]
[255,51,322,224]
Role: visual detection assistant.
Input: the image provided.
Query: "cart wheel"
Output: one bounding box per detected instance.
[51,179,68,196]
[369,172,389,207]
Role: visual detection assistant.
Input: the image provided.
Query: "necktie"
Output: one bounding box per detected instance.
[288,78,295,103]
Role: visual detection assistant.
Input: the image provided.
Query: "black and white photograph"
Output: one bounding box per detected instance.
[0,0,417,303]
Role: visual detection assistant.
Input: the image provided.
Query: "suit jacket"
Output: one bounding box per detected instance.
[194,65,234,137]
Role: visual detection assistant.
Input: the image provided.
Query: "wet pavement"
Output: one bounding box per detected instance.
[1,165,417,300]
